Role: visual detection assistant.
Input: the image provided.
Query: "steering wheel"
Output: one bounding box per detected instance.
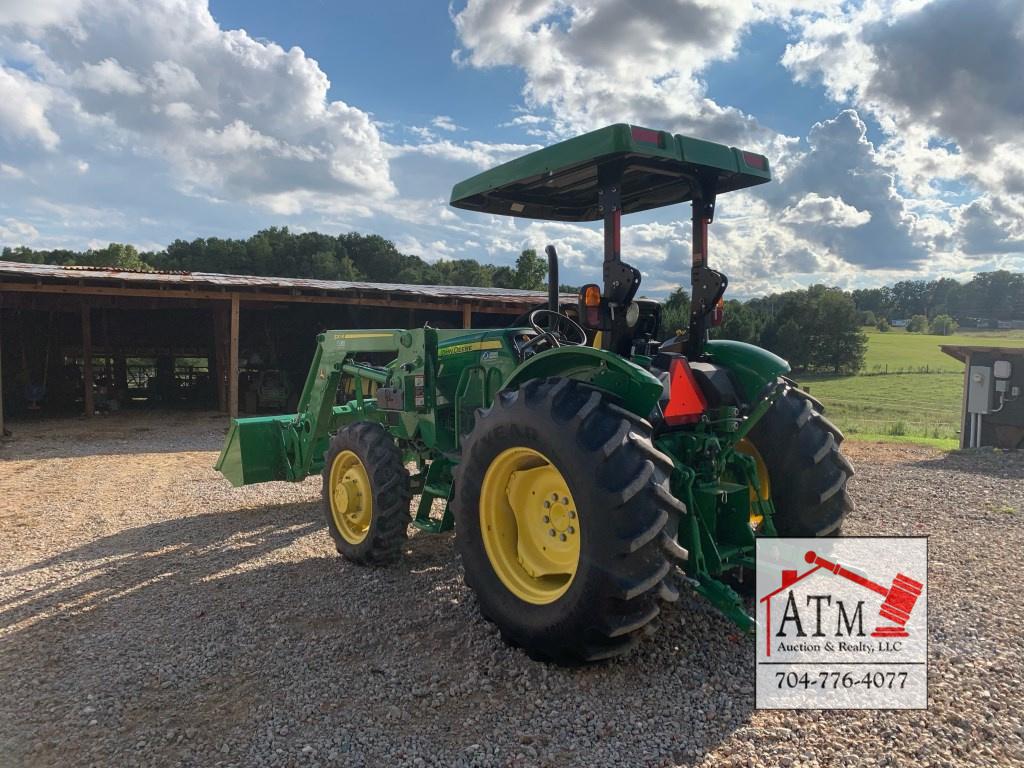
[519,308,588,355]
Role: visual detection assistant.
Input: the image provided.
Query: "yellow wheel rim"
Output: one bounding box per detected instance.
[735,438,771,527]
[479,447,580,605]
[328,450,373,545]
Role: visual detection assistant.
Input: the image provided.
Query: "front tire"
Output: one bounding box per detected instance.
[322,422,411,565]
[453,378,686,664]
[747,385,855,536]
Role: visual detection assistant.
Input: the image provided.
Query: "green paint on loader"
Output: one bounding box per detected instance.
[215,123,854,664]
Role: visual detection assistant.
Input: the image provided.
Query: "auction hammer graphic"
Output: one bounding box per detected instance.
[805,551,923,638]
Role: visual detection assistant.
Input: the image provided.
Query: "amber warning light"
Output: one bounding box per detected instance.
[580,284,602,327]
[712,297,725,326]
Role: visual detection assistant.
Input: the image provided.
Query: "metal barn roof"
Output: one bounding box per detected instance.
[0,261,571,309]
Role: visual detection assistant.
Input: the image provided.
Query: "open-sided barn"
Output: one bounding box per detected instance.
[0,261,558,431]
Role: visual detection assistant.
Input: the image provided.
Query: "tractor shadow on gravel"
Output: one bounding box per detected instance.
[0,501,321,626]
[1,504,757,767]
[910,449,1024,480]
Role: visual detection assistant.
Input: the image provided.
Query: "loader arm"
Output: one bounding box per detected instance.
[215,329,436,486]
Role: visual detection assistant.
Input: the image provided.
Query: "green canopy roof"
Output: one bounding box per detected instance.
[449,124,771,222]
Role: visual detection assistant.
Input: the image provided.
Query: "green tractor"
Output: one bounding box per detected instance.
[216,124,854,663]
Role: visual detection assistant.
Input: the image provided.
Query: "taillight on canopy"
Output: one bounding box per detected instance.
[663,358,707,426]
[630,126,663,147]
[741,151,767,170]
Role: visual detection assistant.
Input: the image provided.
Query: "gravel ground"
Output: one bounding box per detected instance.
[1,411,1022,768]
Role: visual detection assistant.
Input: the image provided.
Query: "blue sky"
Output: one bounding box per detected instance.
[1,0,1022,298]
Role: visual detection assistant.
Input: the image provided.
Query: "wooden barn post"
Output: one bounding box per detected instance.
[81,302,94,417]
[0,304,4,436]
[228,293,240,420]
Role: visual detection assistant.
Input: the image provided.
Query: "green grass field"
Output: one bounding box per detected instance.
[801,327,1024,449]
[860,327,1024,373]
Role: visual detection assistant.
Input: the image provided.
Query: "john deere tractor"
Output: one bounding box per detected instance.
[216,124,854,663]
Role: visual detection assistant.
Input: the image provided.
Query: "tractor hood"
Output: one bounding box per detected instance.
[449,124,770,222]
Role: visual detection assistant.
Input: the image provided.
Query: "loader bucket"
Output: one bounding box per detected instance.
[215,414,297,487]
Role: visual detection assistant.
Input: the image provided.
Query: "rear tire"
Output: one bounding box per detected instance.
[322,422,411,565]
[453,378,686,664]
[747,384,854,536]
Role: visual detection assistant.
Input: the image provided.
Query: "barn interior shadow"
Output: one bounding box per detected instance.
[0,411,230,459]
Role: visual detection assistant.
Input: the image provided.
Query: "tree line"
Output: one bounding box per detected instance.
[659,271,1024,374]
[851,273,1024,324]
[5,227,1022,376]
[5,229,1021,324]
[660,286,868,375]
[0,227,559,291]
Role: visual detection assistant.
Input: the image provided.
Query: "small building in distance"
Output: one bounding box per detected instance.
[941,345,1024,449]
[0,261,564,433]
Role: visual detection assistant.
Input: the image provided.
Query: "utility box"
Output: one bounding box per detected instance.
[942,345,1024,449]
[967,365,992,414]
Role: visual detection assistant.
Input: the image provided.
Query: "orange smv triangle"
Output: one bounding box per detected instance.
[663,358,707,426]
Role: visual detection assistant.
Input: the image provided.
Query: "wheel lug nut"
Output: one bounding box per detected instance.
[551,493,558,501]
[559,533,567,541]
[568,526,575,534]
[549,529,556,536]
[543,515,550,523]
[543,500,551,509]
[561,497,569,505]
[568,510,576,519]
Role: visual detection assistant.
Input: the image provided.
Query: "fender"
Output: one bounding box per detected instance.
[501,345,664,418]
[702,340,790,403]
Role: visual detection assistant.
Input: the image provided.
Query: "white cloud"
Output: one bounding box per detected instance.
[0,0,83,28]
[0,162,24,178]
[763,110,925,269]
[0,0,396,213]
[500,114,547,127]
[0,67,60,149]
[781,193,871,228]
[452,0,776,146]
[393,235,456,262]
[782,0,1024,237]
[956,195,1024,256]
[148,60,201,99]
[430,115,462,132]
[446,0,952,290]
[0,217,39,242]
[72,58,146,94]
[391,138,541,169]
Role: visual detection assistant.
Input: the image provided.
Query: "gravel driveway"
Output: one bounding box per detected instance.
[1,412,1022,767]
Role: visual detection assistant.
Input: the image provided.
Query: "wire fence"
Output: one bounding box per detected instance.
[823,397,958,416]
[836,416,959,439]
[858,365,962,376]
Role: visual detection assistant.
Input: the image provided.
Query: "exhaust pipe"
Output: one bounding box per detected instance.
[545,244,559,314]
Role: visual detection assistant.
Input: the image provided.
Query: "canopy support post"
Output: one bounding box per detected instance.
[685,183,726,359]
[597,161,641,354]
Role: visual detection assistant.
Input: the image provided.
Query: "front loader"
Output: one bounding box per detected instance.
[216,124,854,663]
